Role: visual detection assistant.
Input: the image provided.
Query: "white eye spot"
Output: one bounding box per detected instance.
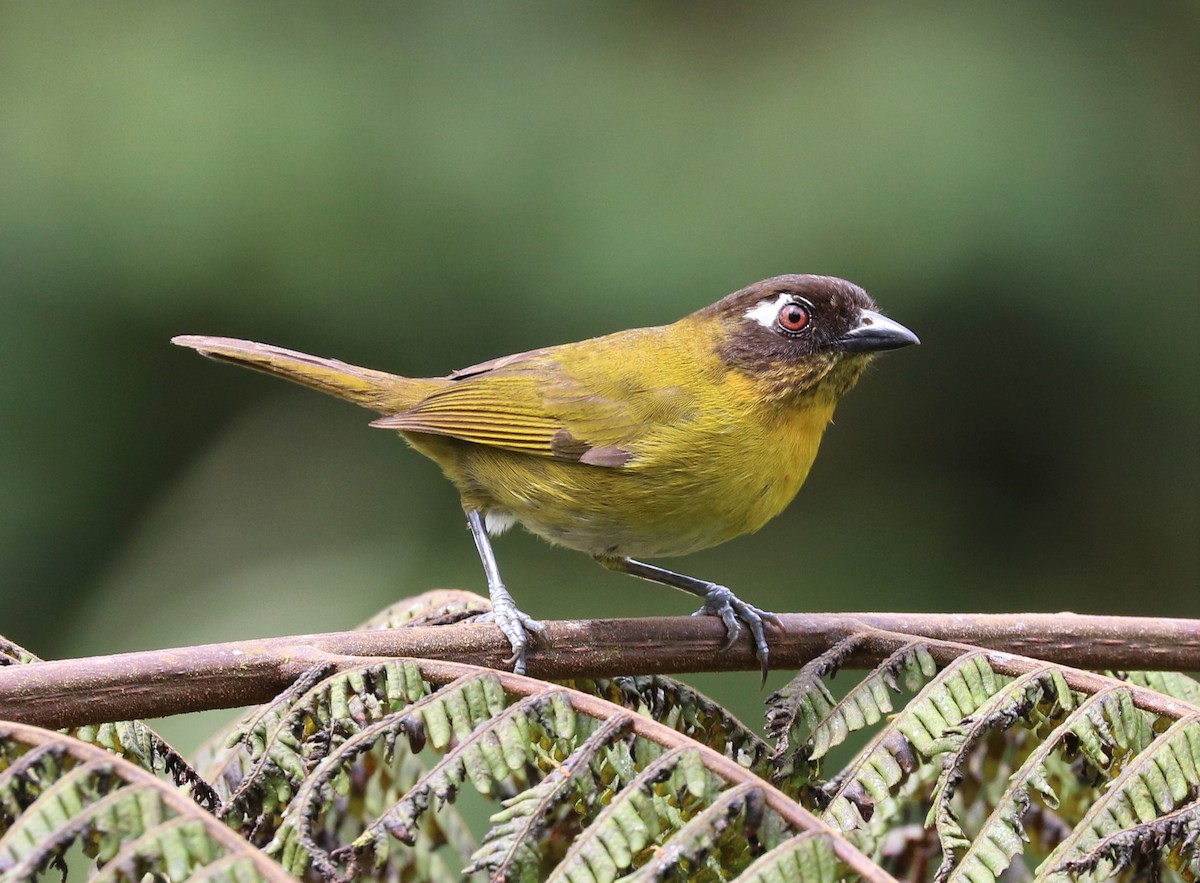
[744,293,795,329]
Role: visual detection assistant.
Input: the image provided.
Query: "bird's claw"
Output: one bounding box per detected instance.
[477,593,546,675]
[692,585,781,684]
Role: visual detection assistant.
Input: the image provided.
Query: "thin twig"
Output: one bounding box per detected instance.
[0,610,1197,728]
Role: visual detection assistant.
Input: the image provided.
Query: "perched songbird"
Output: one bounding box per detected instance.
[174,274,917,676]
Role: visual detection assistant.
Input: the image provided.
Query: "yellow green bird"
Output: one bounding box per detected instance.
[174,274,918,676]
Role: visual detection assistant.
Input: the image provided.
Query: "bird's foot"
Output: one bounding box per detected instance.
[476,587,546,675]
[692,585,782,683]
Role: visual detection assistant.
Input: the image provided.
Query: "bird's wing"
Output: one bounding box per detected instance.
[371,345,693,468]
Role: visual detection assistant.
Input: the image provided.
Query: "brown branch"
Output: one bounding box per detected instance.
[1,611,1197,729]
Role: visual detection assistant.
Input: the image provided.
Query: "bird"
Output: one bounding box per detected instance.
[173,274,918,677]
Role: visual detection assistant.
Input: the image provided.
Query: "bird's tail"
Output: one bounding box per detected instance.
[171,335,441,414]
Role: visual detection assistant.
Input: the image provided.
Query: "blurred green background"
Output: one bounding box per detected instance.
[2,2,1197,746]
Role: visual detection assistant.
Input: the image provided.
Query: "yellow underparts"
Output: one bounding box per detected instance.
[404,374,839,560]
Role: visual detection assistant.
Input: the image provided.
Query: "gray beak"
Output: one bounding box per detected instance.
[837,309,920,353]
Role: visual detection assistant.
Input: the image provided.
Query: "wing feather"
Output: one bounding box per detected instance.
[371,368,597,459]
[370,331,696,468]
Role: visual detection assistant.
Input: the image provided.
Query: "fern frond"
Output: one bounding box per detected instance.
[926,668,1076,879]
[571,675,770,770]
[77,720,219,810]
[0,723,290,881]
[464,714,636,881]
[165,850,286,882]
[212,659,426,819]
[271,672,530,879]
[370,690,566,843]
[544,746,718,881]
[764,636,865,760]
[1040,711,1200,880]
[87,817,217,881]
[734,830,842,882]
[0,634,214,810]
[934,685,1153,882]
[820,653,1002,846]
[1116,671,1200,706]
[622,781,770,881]
[767,639,937,788]
[356,588,492,629]
[1052,797,1200,880]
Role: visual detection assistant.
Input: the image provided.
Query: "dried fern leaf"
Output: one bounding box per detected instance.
[1039,711,1200,881]
[767,640,936,786]
[0,636,41,666]
[1051,797,1200,880]
[77,720,219,811]
[820,653,1002,845]
[734,830,842,883]
[464,714,636,881]
[764,636,866,759]
[356,588,492,629]
[570,675,770,770]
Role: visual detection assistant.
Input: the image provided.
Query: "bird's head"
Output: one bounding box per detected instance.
[698,274,919,404]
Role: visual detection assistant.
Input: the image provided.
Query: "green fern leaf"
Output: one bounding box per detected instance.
[764,637,864,761]
[545,747,722,882]
[621,782,767,881]
[465,714,636,881]
[271,677,555,879]
[1116,671,1200,706]
[935,686,1150,882]
[0,723,291,881]
[927,668,1076,877]
[1039,711,1200,880]
[767,639,937,789]
[734,831,841,883]
[821,653,1002,846]
[213,660,429,819]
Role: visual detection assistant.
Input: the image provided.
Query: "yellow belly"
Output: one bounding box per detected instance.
[406,396,836,560]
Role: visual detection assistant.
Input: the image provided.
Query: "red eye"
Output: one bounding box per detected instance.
[777,301,811,334]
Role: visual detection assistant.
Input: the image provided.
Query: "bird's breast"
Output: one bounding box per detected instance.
[450,392,838,559]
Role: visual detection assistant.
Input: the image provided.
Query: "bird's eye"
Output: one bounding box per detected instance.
[776,301,811,334]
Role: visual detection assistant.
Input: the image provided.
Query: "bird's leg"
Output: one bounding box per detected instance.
[467,509,544,675]
[600,557,781,681]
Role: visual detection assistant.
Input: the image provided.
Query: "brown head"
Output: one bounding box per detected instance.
[697,274,919,403]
